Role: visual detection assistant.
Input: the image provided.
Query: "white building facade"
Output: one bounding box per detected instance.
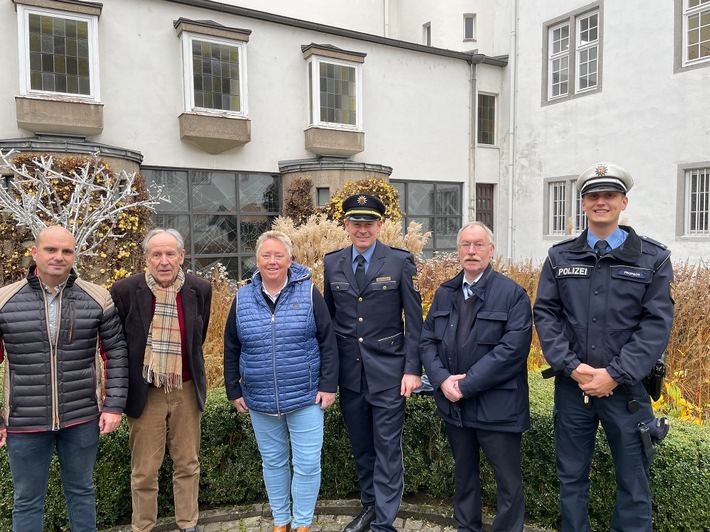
[0,0,707,279]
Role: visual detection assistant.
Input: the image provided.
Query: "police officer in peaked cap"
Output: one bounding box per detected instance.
[534,163,673,531]
[323,193,422,532]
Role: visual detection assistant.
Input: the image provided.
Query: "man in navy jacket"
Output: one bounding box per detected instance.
[420,221,531,532]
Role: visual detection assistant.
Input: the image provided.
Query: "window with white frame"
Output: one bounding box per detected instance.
[307,57,361,128]
[685,167,710,235]
[548,23,570,98]
[545,6,600,102]
[477,94,496,145]
[548,181,567,234]
[16,4,100,99]
[546,178,587,235]
[576,12,599,91]
[181,33,247,115]
[464,14,476,41]
[683,0,710,66]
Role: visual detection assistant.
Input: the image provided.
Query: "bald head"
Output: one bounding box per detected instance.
[36,225,76,247]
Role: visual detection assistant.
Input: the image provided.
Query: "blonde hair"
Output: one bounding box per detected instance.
[256,230,294,257]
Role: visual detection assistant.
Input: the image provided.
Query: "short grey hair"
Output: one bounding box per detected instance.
[142,229,185,253]
[457,221,495,245]
[256,230,293,258]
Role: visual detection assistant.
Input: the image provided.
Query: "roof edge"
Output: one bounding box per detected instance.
[164,0,506,67]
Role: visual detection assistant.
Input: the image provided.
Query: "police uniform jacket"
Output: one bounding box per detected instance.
[533,226,674,384]
[420,265,531,432]
[323,241,422,394]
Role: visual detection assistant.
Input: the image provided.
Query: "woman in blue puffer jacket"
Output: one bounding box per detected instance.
[224,230,338,532]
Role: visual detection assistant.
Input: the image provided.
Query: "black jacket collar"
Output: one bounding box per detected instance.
[566,225,642,264]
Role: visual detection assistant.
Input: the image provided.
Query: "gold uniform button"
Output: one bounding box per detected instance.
[358,297,363,302]
[358,338,364,342]
[382,285,388,290]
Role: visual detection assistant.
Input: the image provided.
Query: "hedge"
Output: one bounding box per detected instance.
[0,373,707,531]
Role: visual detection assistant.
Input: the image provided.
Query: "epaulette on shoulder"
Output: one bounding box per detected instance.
[551,236,576,248]
[390,246,411,254]
[324,248,341,256]
[640,235,668,250]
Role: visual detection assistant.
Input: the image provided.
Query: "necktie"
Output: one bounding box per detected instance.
[355,255,366,288]
[594,239,610,256]
[463,281,475,300]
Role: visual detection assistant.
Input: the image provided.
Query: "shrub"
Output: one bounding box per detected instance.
[1,378,707,531]
[321,178,402,223]
[282,177,317,226]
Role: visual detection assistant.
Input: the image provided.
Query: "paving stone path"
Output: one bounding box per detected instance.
[103,499,550,532]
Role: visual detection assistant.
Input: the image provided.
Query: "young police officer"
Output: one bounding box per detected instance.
[534,163,673,532]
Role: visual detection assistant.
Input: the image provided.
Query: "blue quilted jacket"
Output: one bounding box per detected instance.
[235,262,320,414]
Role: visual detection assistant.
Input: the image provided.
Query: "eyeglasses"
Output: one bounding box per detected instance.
[458,242,490,251]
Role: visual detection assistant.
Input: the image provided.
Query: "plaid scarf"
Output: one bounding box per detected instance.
[143,269,185,392]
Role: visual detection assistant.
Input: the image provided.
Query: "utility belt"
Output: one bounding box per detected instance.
[542,352,667,401]
[543,353,670,459]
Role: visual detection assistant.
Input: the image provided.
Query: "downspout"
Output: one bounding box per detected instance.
[506,0,519,261]
[383,0,389,37]
[469,53,486,224]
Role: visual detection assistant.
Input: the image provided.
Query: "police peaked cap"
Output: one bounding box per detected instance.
[342,194,386,221]
[577,162,634,196]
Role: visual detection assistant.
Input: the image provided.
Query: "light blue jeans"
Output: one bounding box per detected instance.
[249,404,324,528]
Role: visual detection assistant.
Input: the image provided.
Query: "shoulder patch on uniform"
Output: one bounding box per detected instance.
[640,236,667,250]
[324,248,342,256]
[411,275,420,292]
[551,236,576,247]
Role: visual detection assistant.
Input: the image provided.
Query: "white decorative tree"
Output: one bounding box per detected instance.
[0,149,167,258]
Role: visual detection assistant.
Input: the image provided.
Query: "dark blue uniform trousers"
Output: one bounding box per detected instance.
[339,382,406,532]
[554,376,655,532]
[445,424,524,532]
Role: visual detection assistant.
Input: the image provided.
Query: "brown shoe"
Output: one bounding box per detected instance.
[273,525,291,532]
[295,528,310,532]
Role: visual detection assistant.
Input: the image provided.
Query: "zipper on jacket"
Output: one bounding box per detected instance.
[270,313,280,414]
[42,288,61,431]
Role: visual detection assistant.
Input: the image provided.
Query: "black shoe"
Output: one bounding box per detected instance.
[344,505,376,532]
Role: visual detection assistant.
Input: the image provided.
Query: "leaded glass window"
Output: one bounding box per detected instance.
[143,168,280,280]
[18,5,99,99]
[308,57,361,128]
